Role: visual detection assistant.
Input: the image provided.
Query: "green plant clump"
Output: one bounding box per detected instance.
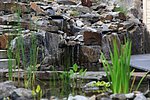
[101,39,131,93]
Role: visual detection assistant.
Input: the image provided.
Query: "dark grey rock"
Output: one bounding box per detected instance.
[10,32,46,68]
[102,33,121,60]
[45,32,63,58]
[128,25,144,54]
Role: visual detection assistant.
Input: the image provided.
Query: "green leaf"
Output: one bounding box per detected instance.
[69,69,74,74]
[36,85,41,93]
[32,90,36,96]
[79,69,83,75]
[40,90,43,98]
[73,63,78,72]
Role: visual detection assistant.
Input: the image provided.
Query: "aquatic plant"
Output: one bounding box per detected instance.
[60,63,87,96]
[32,85,43,100]
[101,39,132,93]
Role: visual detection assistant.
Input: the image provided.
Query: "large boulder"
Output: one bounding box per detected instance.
[10,32,46,68]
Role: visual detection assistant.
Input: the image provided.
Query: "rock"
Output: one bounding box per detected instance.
[83,31,102,45]
[80,45,101,63]
[89,95,96,100]
[13,88,32,99]
[30,2,45,15]
[102,33,121,59]
[57,0,77,5]
[68,94,88,100]
[96,93,110,100]
[128,25,144,54]
[117,12,126,21]
[76,20,84,27]
[45,32,63,58]
[83,81,99,92]
[110,94,126,100]
[125,93,134,99]
[67,19,82,34]
[0,34,8,49]
[0,2,28,13]
[74,35,83,42]
[81,0,92,7]
[0,81,16,98]
[10,32,46,68]
[134,93,147,100]
[84,81,96,88]
[40,55,57,70]
[144,90,150,97]
[100,97,111,100]
[105,14,113,21]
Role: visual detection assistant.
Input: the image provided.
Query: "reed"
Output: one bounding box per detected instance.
[101,39,132,93]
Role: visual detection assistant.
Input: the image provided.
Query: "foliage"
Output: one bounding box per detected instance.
[69,63,87,77]
[114,6,128,15]
[91,81,111,93]
[136,71,149,91]
[101,39,131,93]
[32,85,43,100]
[60,63,87,96]
[91,81,110,88]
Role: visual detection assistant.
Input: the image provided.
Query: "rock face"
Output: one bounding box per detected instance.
[2,0,147,70]
[45,32,63,61]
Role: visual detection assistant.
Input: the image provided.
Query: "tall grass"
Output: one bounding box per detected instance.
[101,39,131,93]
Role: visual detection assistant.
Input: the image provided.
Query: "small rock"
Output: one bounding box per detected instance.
[118,12,126,21]
[81,0,92,7]
[89,95,96,100]
[96,93,110,100]
[74,35,83,42]
[13,88,32,99]
[110,94,126,100]
[84,81,96,88]
[105,14,113,21]
[68,94,88,100]
[30,2,45,15]
[100,97,111,100]
[125,93,134,99]
[0,34,8,49]
[76,20,84,27]
[134,93,147,100]
[57,0,77,5]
